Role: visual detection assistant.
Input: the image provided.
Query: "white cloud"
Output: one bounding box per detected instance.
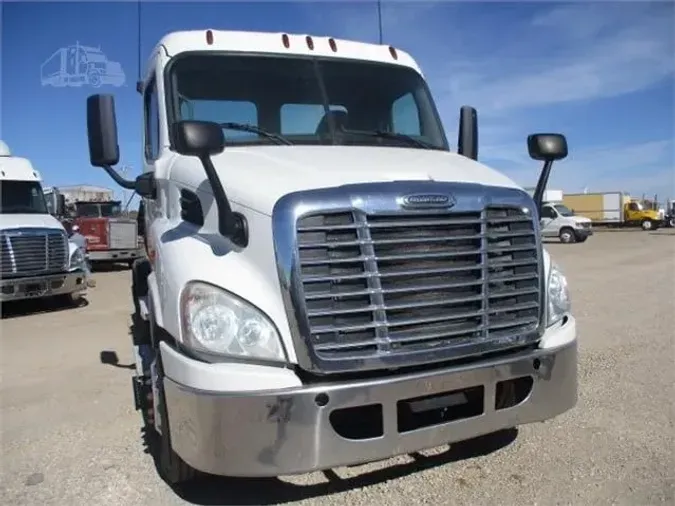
[438,3,674,114]
[301,1,674,197]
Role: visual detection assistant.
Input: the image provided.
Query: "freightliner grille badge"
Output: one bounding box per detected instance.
[400,193,457,209]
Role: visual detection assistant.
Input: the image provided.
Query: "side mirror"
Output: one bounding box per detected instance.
[457,105,478,160]
[170,120,247,247]
[529,133,568,216]
[87,94,120,167]
[57,194,66,216]
[527,133,568,161]
[134,172,156,199]
[172,120,225,157]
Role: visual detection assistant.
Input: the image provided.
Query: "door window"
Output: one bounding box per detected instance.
[541,206,557,219]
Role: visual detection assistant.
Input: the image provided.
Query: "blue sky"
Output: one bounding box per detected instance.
[1,1,673,202]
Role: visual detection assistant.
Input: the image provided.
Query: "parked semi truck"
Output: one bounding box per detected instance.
[85,30,578,484]
[44,185,143,267]
[0,141,91,303]
[563,192,663,231]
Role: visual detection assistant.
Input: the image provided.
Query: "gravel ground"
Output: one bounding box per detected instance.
[1,229,674,506]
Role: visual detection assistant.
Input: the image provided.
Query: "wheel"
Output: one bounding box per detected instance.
[668,217,675,228]
[88,69,102,88]
[149,325,197,485]
[559,227,576,244]
[641,219,653,231]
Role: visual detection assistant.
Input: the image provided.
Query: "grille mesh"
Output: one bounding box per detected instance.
[295,206,541,369]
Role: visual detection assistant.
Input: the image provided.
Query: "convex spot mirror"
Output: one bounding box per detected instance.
[527,133,568,161]
[172,120,225,157]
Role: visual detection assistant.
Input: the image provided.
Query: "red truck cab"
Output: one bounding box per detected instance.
[73,201,143,267]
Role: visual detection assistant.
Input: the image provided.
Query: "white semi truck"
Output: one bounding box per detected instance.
[0,141,92,303]
[85,30,578,484]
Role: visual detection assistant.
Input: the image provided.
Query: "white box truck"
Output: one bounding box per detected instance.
[0,141,92,303]
[84,30,578,484]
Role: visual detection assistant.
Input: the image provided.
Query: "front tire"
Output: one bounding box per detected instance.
[559,227,576,244]
[641,219,653,231]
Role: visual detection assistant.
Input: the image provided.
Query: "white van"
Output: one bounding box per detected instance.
[540,201,593,243]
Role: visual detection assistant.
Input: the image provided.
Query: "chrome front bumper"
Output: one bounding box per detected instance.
[0,270,88,302]
[89,248,142,262]
[162,317,578,478]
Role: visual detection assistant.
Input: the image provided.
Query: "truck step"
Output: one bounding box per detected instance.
[131,375,148,411]
[137,295,150,321]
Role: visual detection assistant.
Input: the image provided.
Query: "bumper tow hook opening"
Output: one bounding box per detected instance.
[314,393,329,407]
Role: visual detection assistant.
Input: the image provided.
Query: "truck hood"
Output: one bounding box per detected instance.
[169,146,522,216]
[570,215,591,224]
[0,213,65,232]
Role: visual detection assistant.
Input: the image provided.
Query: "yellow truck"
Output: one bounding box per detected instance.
[562,192,663,231]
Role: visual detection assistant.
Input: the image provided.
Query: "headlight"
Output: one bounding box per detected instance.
[69,247,85,270]
[547,260,571,326]
[180,281,286,362]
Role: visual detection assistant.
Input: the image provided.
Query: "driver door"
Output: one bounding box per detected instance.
[539,206,558,237]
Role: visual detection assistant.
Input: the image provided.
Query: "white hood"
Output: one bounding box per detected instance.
[169,146,522,216]
[571,215,592,224]
[0,213,65,232]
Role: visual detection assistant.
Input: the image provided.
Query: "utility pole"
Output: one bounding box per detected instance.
[119,165,130,209]
[377,0,383,44]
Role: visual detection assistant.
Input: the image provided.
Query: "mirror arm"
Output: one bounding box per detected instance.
[198,155,247,247]
[532,159,554,217]
[102,164,136,190]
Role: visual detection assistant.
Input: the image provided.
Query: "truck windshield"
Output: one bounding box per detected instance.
[75,202,122,218]
[100,202,122,217]
[168,53,449,150]
[1,181,48,214]
[554,204,575,217]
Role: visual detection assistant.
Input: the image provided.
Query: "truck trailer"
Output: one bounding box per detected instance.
[563,192,663,231]
[85,29,578,484]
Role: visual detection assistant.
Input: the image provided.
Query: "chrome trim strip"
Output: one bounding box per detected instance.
[272,182,545,375]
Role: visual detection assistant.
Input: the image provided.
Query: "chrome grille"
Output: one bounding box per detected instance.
[0,228,68,278]
[274,183,544,374]
[108,220,138,249]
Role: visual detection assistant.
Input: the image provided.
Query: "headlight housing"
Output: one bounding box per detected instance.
[69,247,86,271]
[179,281,287,362]
[547,260,571,326]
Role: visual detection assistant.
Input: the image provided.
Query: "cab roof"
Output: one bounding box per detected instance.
[0,155,42,182]
[153,29,422,75]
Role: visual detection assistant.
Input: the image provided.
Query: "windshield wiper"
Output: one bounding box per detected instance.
[344,129,438,150]
[218,122,292,146]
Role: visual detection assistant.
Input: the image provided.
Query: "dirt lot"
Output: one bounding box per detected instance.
[1,230,674,506]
